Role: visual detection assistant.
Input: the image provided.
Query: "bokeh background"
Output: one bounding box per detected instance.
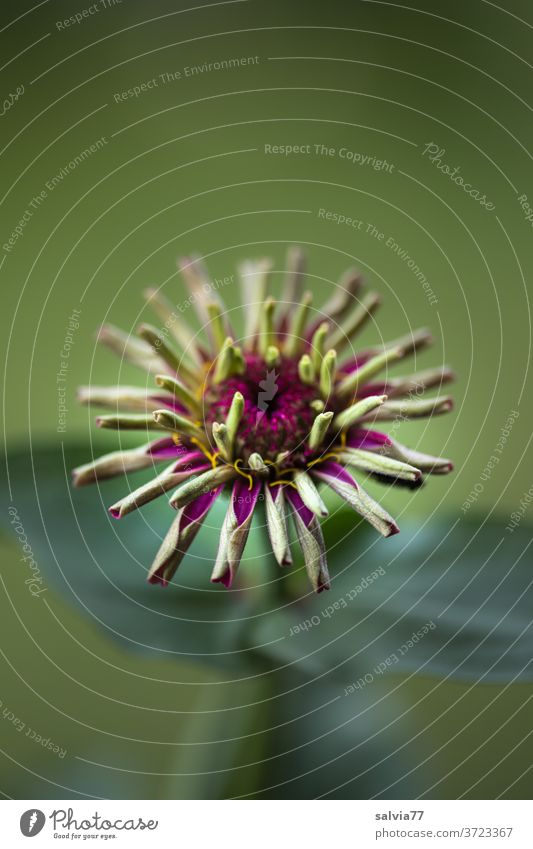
[1,0,532,799]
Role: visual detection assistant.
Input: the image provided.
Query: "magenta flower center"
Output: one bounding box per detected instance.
[203,353,319,464]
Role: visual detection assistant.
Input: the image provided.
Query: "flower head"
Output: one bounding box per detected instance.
[73,248,454,592]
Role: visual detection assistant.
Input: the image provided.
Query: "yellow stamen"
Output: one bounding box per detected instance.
[233,458,254,491]
[190,437,220,469]
[196,360,213,399]
[171,433,181,446]
[306,451,340,469]
[269,479,298,489]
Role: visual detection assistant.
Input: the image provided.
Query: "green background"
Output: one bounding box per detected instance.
[1,0,532,799]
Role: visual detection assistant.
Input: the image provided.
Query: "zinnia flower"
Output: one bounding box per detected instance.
[73,248,453,592]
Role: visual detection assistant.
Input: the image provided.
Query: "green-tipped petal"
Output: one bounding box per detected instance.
[298,353,314,385]
[265,345,281,367]
[328,292,381,349]
[178,255,219,325]
[147,489,220,586]
[72,444,160,487]
[319,268,363,320]
[248,452,269,476]
[212,422,231,460]
[333,394,388,430]
[381,366,455,398]
[310,322,329,372]
[265,485,292,566]
[313,466,398,537]
[339,448,421,481]
[97,324,164,373]
[293,470,328,517]
[207,301,228,351]
[169,465,236,510]
[360,328,432,361]
[138,323,196,381]
[362,396,454,421]
[337,346,403,397]
[109,463,199,519]
[155,374,200,413]
[226,391,245,449]
[210,478,261,587]
[384,438,453,474]
[152,409,204,440]
[143,287,197,355]
[319,349,337,398]
[96,413,164,431]
[258,298,276,356]
[233,346,245,375]
[387,327,433,358]
[284,291,312,357]
[308,411,334,452]
[289,498,330,593]
[282,245,306,309]
[213,337,240,383]
[78,385,161,411]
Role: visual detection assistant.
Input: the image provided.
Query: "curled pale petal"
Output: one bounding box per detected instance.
[97,324,168,373]
[316,268,363,325]
[328,292,381,350]
[109,460,209,519]
[357,365,455,399]
[72,443,165,487]
[286,489,330,593]
[211,477,262,588]
[143,286,199,357]
[312,461,399,537]
[148,487,223,586]
[293,470,328,517]
[341,328,433,374]
[361,396,454,422]
[239,258,273,341]
[169,464,236,510]
[265,484,292,566]
[178,254,223,327]
[348,429,452,474]
[96,413,166,431]
[385,441,453,474]
[281,245,306,317]
[77,385,171,412]
[338,448,422,482]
